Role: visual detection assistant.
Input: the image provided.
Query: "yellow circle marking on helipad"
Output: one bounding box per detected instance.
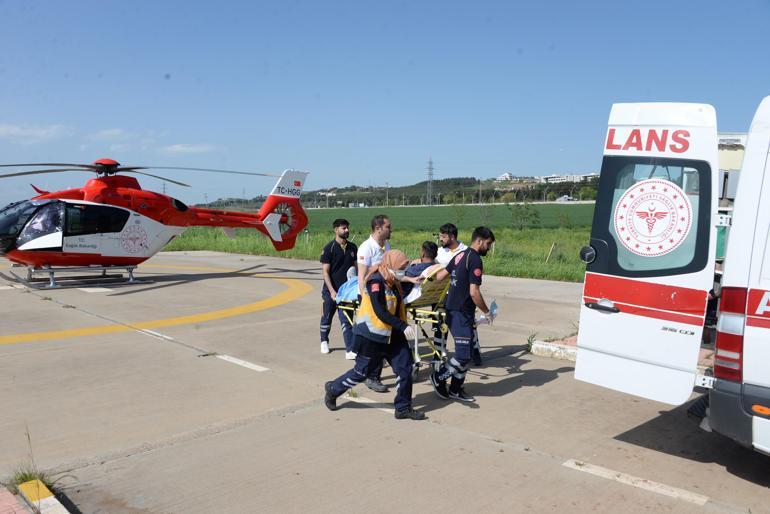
[0,264,313,346]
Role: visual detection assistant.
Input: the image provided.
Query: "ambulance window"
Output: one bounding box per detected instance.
[65,205,130,236]
[588,156,711,278]
[16,202,64,246]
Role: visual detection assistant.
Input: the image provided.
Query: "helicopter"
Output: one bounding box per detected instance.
[0,158,308,281]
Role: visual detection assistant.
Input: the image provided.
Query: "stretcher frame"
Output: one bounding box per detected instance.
[335,268,451,381]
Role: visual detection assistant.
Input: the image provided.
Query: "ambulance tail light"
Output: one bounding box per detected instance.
[714,287,748,382]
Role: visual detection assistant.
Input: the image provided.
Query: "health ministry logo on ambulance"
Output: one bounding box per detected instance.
[613,178,692,257]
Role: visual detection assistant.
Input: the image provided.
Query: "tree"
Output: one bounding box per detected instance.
[578,186,597,200]
[451,203,468,226]
[478,202,493,226]
[508,202,541,230]
[500,192,515,203]
[547,191,557,202]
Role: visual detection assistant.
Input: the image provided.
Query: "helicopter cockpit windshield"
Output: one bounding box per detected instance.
[17,202,64,247]
[0,200,58,253]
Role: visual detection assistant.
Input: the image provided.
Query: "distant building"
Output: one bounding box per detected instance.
[495,172,514,182]
[538,173,598,184]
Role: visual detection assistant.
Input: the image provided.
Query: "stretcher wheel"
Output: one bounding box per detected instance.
[440,323,448,334]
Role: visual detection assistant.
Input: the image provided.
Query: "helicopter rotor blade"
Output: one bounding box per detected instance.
[136,166,280,177]
[123,170,191,188]
[0,162,97,169]
[0,168,97,179]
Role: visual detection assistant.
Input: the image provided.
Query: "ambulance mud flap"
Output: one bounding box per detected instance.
[575,103,719,406]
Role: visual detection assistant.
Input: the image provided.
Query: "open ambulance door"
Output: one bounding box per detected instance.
[575,103,719,405]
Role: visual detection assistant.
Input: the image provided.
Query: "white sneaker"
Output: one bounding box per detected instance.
[345,351,357,360]
[320,341,330,354]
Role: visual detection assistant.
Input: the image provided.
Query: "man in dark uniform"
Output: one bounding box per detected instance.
[430,226,496,402]
[320,218,358,357]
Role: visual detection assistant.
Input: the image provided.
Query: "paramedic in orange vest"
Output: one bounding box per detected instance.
[324,250,426,420]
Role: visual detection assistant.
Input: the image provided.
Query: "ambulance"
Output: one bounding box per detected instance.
[575,97,770,455]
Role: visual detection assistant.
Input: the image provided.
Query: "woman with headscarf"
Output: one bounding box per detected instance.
[324,249,425,420]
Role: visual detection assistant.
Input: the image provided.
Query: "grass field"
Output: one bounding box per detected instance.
[302,203,594,233]
[166,203,594,282]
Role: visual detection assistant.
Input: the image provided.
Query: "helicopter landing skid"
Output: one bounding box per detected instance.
[9,264,153,289]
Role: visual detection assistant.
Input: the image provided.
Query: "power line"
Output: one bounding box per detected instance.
[426,156,434,206]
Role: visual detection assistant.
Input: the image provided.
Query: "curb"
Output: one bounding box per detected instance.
[18,480,69,514]
[530,340,576,362]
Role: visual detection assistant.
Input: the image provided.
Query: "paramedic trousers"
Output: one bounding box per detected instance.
[329,335,414,411]
[435,309,475,393]
[320,287,354,352]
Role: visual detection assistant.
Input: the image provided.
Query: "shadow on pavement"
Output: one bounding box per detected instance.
[411,345,574,413]
[614,398,770,487]
[106,264,323,296]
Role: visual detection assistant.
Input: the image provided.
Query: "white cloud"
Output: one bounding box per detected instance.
[161,143,220,154]
[109,143,130,152]
[0,124,75,144]
[87,128,129,141]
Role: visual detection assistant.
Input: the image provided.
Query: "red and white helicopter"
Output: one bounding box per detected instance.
[0,158,308,286]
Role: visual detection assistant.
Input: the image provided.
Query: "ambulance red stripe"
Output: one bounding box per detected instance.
[747,316,770,329]
[584,272,708,318]
[583,294,705,326]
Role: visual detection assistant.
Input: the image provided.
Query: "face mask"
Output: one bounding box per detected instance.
[389,269,406,279]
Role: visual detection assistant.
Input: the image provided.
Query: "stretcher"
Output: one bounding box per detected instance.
[335,265,451,380]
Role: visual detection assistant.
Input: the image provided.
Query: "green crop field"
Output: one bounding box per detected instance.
[302,203,594,233]
[166,203,594,282]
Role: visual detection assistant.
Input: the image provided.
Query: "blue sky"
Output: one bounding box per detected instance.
[0,0,768,207]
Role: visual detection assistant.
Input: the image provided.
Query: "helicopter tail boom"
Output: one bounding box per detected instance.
[256,169,309,251]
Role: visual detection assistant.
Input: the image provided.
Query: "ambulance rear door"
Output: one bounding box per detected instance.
[575,103,719,405]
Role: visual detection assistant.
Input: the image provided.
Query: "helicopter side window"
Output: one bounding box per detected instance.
[16,202,64,247]
[65,205,130,236]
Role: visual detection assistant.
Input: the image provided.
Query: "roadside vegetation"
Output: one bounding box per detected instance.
[167,203,593,282]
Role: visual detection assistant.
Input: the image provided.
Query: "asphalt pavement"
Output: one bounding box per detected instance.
[0,251,767,513]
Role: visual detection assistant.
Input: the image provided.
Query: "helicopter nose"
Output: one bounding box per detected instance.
[0,236,14,254]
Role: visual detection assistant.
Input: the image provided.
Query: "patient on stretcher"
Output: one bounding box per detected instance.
[335,262,447,306]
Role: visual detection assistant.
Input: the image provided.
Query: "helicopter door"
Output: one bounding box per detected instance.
[16,202,64,251]
[63,203,108,255]
[575,103,719,406]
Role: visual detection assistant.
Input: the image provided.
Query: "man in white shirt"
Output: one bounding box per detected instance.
[357,214,392,296]
[354,214,392,393]
[436,223,468,266]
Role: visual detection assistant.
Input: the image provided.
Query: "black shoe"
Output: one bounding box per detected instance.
[448,388,475,402]
[394,407,426,420]
[471,346,483,366]
[366,378,388,393]
[430,371,449,400]
[324,381,339,411]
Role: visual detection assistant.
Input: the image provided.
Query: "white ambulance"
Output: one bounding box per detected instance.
[575,97,770,455]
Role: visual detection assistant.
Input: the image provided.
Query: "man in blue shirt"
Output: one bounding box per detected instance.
[402,241,438,297]
[431,226,496,402]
